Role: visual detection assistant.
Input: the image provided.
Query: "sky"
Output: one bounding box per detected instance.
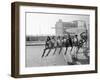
[26,12,89,36]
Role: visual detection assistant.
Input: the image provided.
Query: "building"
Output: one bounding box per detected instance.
[55,19,88,36]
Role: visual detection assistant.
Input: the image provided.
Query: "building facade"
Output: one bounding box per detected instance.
[55,19,87,36]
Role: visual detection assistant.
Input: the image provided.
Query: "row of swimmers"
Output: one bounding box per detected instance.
[41,34,86,58]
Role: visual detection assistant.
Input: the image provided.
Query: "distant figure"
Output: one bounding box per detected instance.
[79,32,89,59]
[62,36,66,47]
[41,36,51,57]
[51,36,56,48]
[45,36,51,48]
[45,36,56,57]
[73,35,78,47]
[72,35,79,60]
[64,34,73,55]
[68,34,73,47]
[64,35,75,65]
[80,32,87,42]
[57,36,63,54]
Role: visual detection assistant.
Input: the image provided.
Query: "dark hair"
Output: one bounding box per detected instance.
[52,36,55,39]
[62,36,65,39]
[47,36,51,41]
[57,36,60,39]
[75,35,78,37]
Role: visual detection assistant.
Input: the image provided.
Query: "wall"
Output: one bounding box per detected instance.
[0,0,99,80]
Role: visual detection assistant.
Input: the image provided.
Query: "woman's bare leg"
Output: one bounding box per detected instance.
[53,47,57,55]
[70,46,73,54]
[42,48,47,58]
[45,48,52,57]
[64,47,68,55]
[59,47,62,55]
